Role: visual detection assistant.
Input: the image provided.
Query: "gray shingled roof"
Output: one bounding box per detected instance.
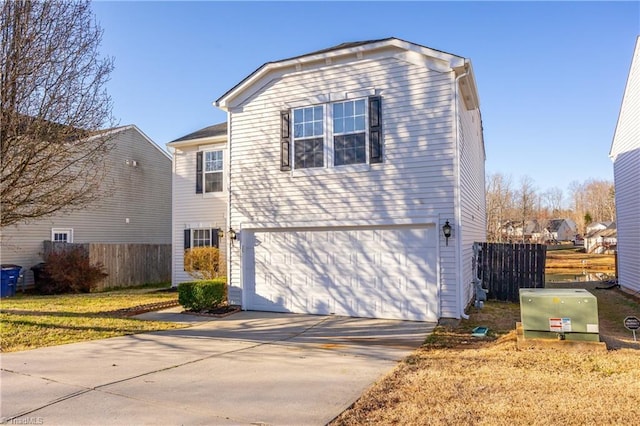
[170,122,227,143]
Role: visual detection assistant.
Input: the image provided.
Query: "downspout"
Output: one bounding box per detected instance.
[454,67,469,320]
[225,112,233,306]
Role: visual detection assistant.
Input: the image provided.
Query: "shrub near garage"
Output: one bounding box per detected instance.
[184,246,223,279]
[178,279,227,312]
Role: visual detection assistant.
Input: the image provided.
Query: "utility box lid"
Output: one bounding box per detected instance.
[519,288,599,335]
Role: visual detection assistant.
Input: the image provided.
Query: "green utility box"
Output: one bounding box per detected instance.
[519,288,600,342]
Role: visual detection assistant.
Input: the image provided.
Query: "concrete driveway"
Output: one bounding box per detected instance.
[1,310,434,425]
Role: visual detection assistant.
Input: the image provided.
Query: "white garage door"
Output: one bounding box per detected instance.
[242,226,438,321]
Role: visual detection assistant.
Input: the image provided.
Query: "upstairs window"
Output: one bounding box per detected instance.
[196,150,223,194]
[333,99,366,166]
[293,106,324,169]
[281,96,382,171]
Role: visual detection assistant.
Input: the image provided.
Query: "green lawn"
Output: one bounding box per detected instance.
[1,286,186,352]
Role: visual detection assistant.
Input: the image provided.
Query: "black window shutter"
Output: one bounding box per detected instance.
[196,151,203,193]
[184,229,191,250]
[280,110,291,171]
[369,96,382,164]
[212,228,220,248]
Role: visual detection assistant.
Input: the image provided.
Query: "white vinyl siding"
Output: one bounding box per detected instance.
[0,127,172,286]
[171,143,227,287]
[613,150,640,294]
[227,56,459,314]
[611,37,640,294]
[456,92,487,309]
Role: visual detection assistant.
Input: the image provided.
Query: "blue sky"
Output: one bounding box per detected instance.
[91,1,639,197]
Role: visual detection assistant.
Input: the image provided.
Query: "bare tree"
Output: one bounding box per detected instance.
[515,175,537,243]
[542,187,564,215]
[485,172,514,242]
[568,179,615,234]
[1,0,114,227]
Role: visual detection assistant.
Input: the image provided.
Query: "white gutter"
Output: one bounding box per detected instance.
[454,67,469,320]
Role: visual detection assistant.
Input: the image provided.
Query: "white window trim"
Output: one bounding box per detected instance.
[51,228,73,243]
[192,228,212,248]
[200,147,227,196]
[291,97,370,176]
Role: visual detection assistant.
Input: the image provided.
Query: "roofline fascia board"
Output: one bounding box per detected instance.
[166,135,227,149]
[216,38,468,110]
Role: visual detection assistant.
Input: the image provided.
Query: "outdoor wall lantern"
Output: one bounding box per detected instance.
[228,228,237,240]
[442,220,452,246]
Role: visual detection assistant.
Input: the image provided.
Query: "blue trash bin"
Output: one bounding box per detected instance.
[1,264,22,298]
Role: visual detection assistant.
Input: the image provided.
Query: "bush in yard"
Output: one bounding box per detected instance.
[39,247,107,294]
[178,278,227,311]
[183,246,224,280]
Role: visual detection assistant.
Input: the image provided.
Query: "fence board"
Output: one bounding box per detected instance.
[477,242,546,302]
[42,241,170,290]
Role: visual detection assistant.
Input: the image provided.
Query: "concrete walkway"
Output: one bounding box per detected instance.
[1,310,434,425]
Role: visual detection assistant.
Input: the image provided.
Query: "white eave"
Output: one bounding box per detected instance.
[166,134,227,150]
[215,38,471,111]
[455,60,481,111]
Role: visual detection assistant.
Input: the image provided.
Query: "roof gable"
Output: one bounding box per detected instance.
[215,37,477,111]
[96,125,171,161]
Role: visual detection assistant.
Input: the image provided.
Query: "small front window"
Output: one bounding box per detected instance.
[51,228,73,243]
[192,229,212,247]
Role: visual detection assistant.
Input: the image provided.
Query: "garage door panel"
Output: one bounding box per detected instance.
[244,226,438,321]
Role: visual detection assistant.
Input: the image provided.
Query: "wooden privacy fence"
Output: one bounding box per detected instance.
[476,242,546,302]
[43,242,171,290]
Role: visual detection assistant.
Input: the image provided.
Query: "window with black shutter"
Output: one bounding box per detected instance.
[281,111,291,171]
[285,95,383,171]
[369,96,382,163]
[184,229,191,250]
[185,228,220,249]
[195,152,203,194]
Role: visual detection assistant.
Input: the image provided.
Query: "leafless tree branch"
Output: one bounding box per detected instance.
[1,0,115,227]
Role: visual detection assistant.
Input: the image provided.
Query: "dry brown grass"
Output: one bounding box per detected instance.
[546,248,616,272]
[331,284,640,426]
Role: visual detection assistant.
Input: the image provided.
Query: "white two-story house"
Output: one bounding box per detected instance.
[167,123,228,286]
[209,37,486,321]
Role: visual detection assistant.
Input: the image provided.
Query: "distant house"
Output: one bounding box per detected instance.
[610,36,640,294]
[584,222,617,254]
[166,123,227,287]
[499,219,574,243]
[0,126,172,286]
[209,37,486,321]
[543,219,575,242]
[585,221,613,235]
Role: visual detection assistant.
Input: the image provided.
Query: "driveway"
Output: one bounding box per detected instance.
[1,310,434,425]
